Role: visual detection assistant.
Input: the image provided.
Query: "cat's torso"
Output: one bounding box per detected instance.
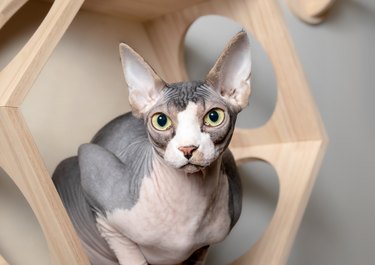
[97,156,231,264]
[83,113,233,264]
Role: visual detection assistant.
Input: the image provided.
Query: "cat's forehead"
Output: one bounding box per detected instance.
[162,81,217,111]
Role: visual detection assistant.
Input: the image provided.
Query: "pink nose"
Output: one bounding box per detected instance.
[178,145,198,159]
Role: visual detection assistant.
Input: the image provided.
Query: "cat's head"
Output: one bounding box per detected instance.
[119,32,251,173]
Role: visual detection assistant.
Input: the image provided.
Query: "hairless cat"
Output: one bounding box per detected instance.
[53,31,251,265]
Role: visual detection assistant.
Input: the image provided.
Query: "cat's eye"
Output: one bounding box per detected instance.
[151,113,172,131]
[204,108,225,127]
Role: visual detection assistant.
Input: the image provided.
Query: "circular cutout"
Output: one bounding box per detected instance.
[0,168,50,265]
[184,15,277,129]
[206,160,279,264]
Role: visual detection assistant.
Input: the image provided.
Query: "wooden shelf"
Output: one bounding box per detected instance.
[0,0,328,264]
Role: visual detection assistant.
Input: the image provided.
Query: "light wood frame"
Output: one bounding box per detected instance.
[0,0,327,264]
[0,255,9,265]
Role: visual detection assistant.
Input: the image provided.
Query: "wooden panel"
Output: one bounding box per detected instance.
[0,0,85,107]
[0,108,90,265]
[230,141,326,265]
[38,0,334,23]
[37,0,211,22]
[0,0,328,264]
[0,0,89,264]
[0,255,9,265]
[82,0,213,21]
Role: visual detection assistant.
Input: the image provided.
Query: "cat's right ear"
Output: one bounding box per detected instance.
[206,32,251,112]
[119,43,165,118]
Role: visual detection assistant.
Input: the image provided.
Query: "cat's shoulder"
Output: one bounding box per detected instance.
[91,112,147,144]
[89,112,151,163]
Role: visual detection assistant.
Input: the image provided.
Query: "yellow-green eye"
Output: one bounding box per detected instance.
[151,113,172,131]
[204,108,225,127]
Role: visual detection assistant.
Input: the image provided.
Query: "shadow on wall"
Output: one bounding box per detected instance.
[325,0,375,27]
[0,1,50,69]
[0,168,50,265]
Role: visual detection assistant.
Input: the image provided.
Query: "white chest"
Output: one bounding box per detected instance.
[99,165,231,264]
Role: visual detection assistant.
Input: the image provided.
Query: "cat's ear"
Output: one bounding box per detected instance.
[119,43,165,117]
[206,31,251,112]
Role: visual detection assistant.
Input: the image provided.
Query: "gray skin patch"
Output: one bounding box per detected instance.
[79,113,153,214]
[164,81,206,111]
[52,157,118,264]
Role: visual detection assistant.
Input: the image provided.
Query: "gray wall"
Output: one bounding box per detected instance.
[184,1,375,264]
[0,1,374,265]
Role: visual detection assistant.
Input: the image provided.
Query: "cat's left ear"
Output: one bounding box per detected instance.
[119,43,165,117]
[206,31,252,112]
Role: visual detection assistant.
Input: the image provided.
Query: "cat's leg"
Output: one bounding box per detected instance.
[96,216,147,265]
[182,246,209,265]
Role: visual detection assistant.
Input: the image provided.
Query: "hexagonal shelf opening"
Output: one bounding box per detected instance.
[0,0,328,264]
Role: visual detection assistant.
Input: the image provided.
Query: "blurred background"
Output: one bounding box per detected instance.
[0,0,374,264]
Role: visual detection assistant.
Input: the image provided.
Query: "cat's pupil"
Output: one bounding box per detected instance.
[157,114,168,127]
[209,111,219,122]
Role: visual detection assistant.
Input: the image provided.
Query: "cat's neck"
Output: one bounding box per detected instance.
[150,150,224,196]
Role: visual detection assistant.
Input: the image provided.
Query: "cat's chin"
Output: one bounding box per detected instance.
[180,163,205,174]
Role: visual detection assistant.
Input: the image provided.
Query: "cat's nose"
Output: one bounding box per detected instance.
[178,145,198,160]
